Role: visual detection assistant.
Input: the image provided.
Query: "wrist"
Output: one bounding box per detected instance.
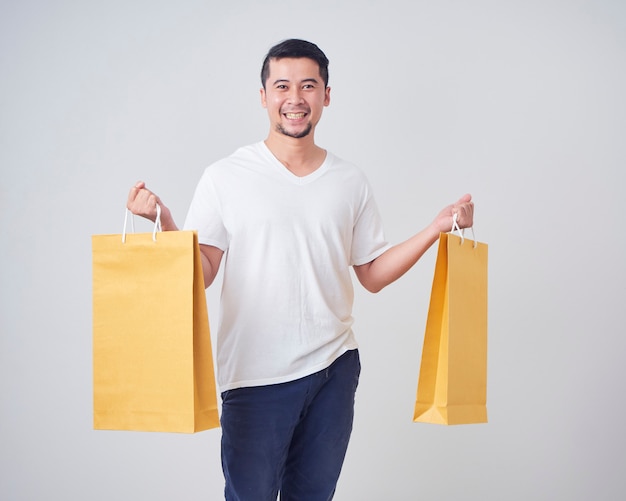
[427,220,446,240]
[159,207,178,231]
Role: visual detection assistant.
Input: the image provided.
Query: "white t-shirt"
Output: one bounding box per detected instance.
[184,142,391,391]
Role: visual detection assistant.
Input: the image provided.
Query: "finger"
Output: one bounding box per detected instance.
[452,202,472,228]
[461,202,474,228]
[147,193,159,210]
[127,181,145,204]
[128,190,156,216]
[454,197,470,223]
[456,193,472,205]
[127,187,140,208]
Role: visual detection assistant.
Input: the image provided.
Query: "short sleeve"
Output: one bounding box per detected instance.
[183,167,229,251]
[350,180,391,266]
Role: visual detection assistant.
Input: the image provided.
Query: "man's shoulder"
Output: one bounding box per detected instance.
[204,142,266,172]
[325,151,368,181]
[215,142,265,164]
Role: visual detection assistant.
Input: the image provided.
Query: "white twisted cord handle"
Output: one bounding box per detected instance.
[452,213,477,248]
[122,203,161,243]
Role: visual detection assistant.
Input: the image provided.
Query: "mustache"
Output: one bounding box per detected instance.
[281,107,310,114]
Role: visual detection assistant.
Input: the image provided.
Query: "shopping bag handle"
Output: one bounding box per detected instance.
[122,203,162,243]
[451,213,477,248]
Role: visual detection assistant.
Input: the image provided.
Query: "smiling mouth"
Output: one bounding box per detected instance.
[285,112,306,120]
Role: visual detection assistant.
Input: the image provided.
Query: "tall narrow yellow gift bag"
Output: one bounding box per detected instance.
[92,210,220,433]
[414,223,488,425]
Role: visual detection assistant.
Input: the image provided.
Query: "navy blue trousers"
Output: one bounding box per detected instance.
[220,349,361,501]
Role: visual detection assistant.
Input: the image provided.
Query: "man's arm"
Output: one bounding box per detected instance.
[126,181,223,287]
[198,244,224,288]
[353,194,474,293]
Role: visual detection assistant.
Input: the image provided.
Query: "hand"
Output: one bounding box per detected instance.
[433,194,474,233]
[126,181,178,230]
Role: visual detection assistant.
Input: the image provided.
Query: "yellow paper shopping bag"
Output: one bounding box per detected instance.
[413,229,488,425]
[92,212,220,433]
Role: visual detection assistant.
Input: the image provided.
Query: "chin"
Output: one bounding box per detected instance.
[277,123,312,139]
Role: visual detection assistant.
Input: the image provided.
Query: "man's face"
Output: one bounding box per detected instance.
[260,57,331,139]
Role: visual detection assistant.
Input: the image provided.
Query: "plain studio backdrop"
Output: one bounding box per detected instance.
[1,0,624,499]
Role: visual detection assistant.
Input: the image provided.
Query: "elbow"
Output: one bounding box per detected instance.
[360,278,386,294]
[354,262,387,293]
[203,273,217,289]
[368,284,385,294]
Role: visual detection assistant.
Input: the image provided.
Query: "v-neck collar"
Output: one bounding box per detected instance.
[259,141,331,185]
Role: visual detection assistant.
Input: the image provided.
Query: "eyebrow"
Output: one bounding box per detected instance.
[272,77,320,86]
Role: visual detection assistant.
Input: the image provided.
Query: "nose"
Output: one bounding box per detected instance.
[288,87,304,104]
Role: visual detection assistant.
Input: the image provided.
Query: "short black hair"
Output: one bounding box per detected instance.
[261,39,329,89]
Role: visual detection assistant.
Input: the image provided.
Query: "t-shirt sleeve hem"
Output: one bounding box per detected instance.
[351,242,392,266]
[197,237,228,252]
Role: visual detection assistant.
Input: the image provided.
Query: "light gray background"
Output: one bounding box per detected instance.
[2,0,625,499]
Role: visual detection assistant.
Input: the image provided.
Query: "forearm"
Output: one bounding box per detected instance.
[162,211,221,288]
[199,253,216,287]
[355,222,441,293]
[126,181,224,286]
[355,193,474,293]
[159,206,179,231]
[154,208,220,288]
[198,244,223,288]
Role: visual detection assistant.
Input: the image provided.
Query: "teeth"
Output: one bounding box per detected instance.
[285,113,305,119]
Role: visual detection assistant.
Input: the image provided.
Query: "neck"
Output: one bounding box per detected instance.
[264,132,326,177]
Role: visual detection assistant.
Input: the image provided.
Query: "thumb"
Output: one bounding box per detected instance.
[455,193,472,205]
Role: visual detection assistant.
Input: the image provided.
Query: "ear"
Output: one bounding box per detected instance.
[324,86,331,107]
[260,87,267,108]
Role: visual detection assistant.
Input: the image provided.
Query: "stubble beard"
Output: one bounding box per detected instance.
[276,122,312,139]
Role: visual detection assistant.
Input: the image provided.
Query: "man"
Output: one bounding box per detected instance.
[128,39,473,501]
